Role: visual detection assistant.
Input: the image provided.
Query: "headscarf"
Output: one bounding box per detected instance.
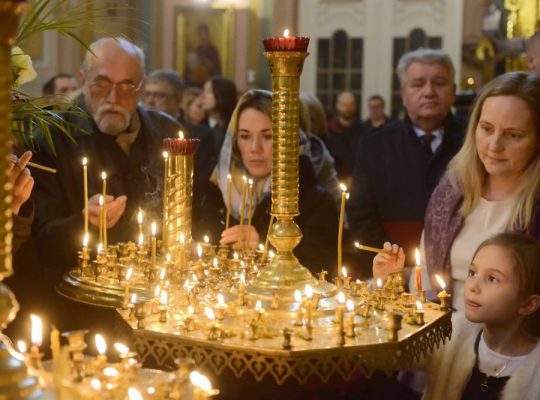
[211,89,309,220]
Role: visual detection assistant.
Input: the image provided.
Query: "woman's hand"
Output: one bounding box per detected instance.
[87,194,127,229]
[373,242,405,282]
[10,151,34,215]
[220,225,260,250]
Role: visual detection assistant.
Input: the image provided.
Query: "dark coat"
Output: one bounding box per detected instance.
[347,114,465,261]
[29,101,212,281]
[193,156,339,275]
[325,117,363,180]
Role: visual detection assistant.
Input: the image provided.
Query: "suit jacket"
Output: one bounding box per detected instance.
[348,114,464,261]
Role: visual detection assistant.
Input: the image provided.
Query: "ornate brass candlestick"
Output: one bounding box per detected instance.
[162,137,199,262]
[249,34,334,299]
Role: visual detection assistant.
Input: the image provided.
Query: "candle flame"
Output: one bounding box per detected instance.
[376,277,382,289]
[354,241,361,250]
[415,248,421,266]
[99,195,104,206]
[204,306,215,321]
[128,387,143,400]
[180,232,185,244]
[416,300,423,311]
[233,252,239,260]
[188,305,194,314]
[101,171,107,181]
[258,243,264,251]
[97,243,103,254]
[283,29,290,37]
[240,273,245,284]
[346,299,355,312]
[126,267,133,281]
[213,257,218,267]
[154,285,161,298]
[227,173,232,181]
[82,157,88,166]
[130,293,137,303]
[339,182,347,192]
[166,253,171,262]
[242,175,247,182]
[160,290,168,306]
[178,130,185,139]
[95,333,107,355]
[90,378,101,391]
[114,342,129,355]
[248,178,253,186]
[138,233,144,246]
[17,340,27,354]
[268,250,275,258]
[204,235,210,244]
[83,232,89,248]
[435,274,446,290]
[103,367,119,377]
[341,266,348,277]
[151,221,157,236]
[337,291,346,304]
[294,289,302,303]
[159,267,166,280]
[162,151,169,159]
[305,284,313,299]
[190,371,212,392]
[30,314,42,346]
[217,293,225,305]
[255,300,262,311]
[137,208,143,224]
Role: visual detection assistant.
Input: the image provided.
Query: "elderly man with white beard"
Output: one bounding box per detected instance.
[30,37,185,283]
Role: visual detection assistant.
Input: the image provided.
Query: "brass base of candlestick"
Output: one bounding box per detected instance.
[249,218,336,299]
[57,270,152,308]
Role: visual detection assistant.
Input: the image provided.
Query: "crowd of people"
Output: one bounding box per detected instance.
[7,35,540,399]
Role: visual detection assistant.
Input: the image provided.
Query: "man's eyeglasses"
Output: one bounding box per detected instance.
[89,78,144,97]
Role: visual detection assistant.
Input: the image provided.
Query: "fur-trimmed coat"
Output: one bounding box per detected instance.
[423,317,540,400]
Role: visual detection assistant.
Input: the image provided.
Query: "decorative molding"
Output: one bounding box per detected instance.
[393,0,445,25]
[317,0,366,27]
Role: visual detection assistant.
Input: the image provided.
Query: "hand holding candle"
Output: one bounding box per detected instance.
[371,242,405,283]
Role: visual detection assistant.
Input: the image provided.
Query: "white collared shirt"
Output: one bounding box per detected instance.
[412,126,444,153]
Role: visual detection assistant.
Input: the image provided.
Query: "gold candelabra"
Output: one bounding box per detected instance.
[249,35,335,299]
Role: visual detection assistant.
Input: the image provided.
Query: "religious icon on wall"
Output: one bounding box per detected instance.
[175,7,235,87]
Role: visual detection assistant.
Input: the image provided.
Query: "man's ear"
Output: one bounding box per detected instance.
[519,294,540,316]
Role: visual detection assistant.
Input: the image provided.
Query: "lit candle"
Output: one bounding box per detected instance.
[215,293,227,320]
[128,387,143,400]
[334,292,345,326]
[82,232,90,262]
[17,340,27,356]
[354,241,384,254]
[50,325,60,362]
[123,267,133,308]
[435,274,451,310]
[98,195,104,245]
[95,333,107,368]
[151,221,157,268]
[30,314,42,355]
[225,173,232,231]
[238,176,248,246]
[204,307,218,340]
[162,151,169,249]
[246,178,254,249]
[337,183,349,277]
[190,371,214,400]
[254,300,264,320]
[114,342,130,356]
[414,248,422,293]
[82,157,88,235]
[101,172,107,249]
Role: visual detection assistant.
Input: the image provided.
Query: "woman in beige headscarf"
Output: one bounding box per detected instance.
[193,89,339,273]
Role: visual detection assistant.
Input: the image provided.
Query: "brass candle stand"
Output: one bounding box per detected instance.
[248,36,335,300]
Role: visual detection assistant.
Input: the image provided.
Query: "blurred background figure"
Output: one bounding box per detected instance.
[181,86,207,125]
[42,72,79,108]
[362,94,391,134]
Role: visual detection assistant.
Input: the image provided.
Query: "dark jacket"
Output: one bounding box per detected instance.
[348,114,465,261]
[30,101,186,281]
[326,117,363,180]
[193,156,339,274]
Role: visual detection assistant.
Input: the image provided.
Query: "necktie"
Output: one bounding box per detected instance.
[421,132,434,155]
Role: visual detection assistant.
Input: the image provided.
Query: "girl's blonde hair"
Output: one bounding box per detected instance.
[447,72,540,230]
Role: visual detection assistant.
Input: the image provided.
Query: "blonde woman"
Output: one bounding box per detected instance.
[374,71,540,311]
